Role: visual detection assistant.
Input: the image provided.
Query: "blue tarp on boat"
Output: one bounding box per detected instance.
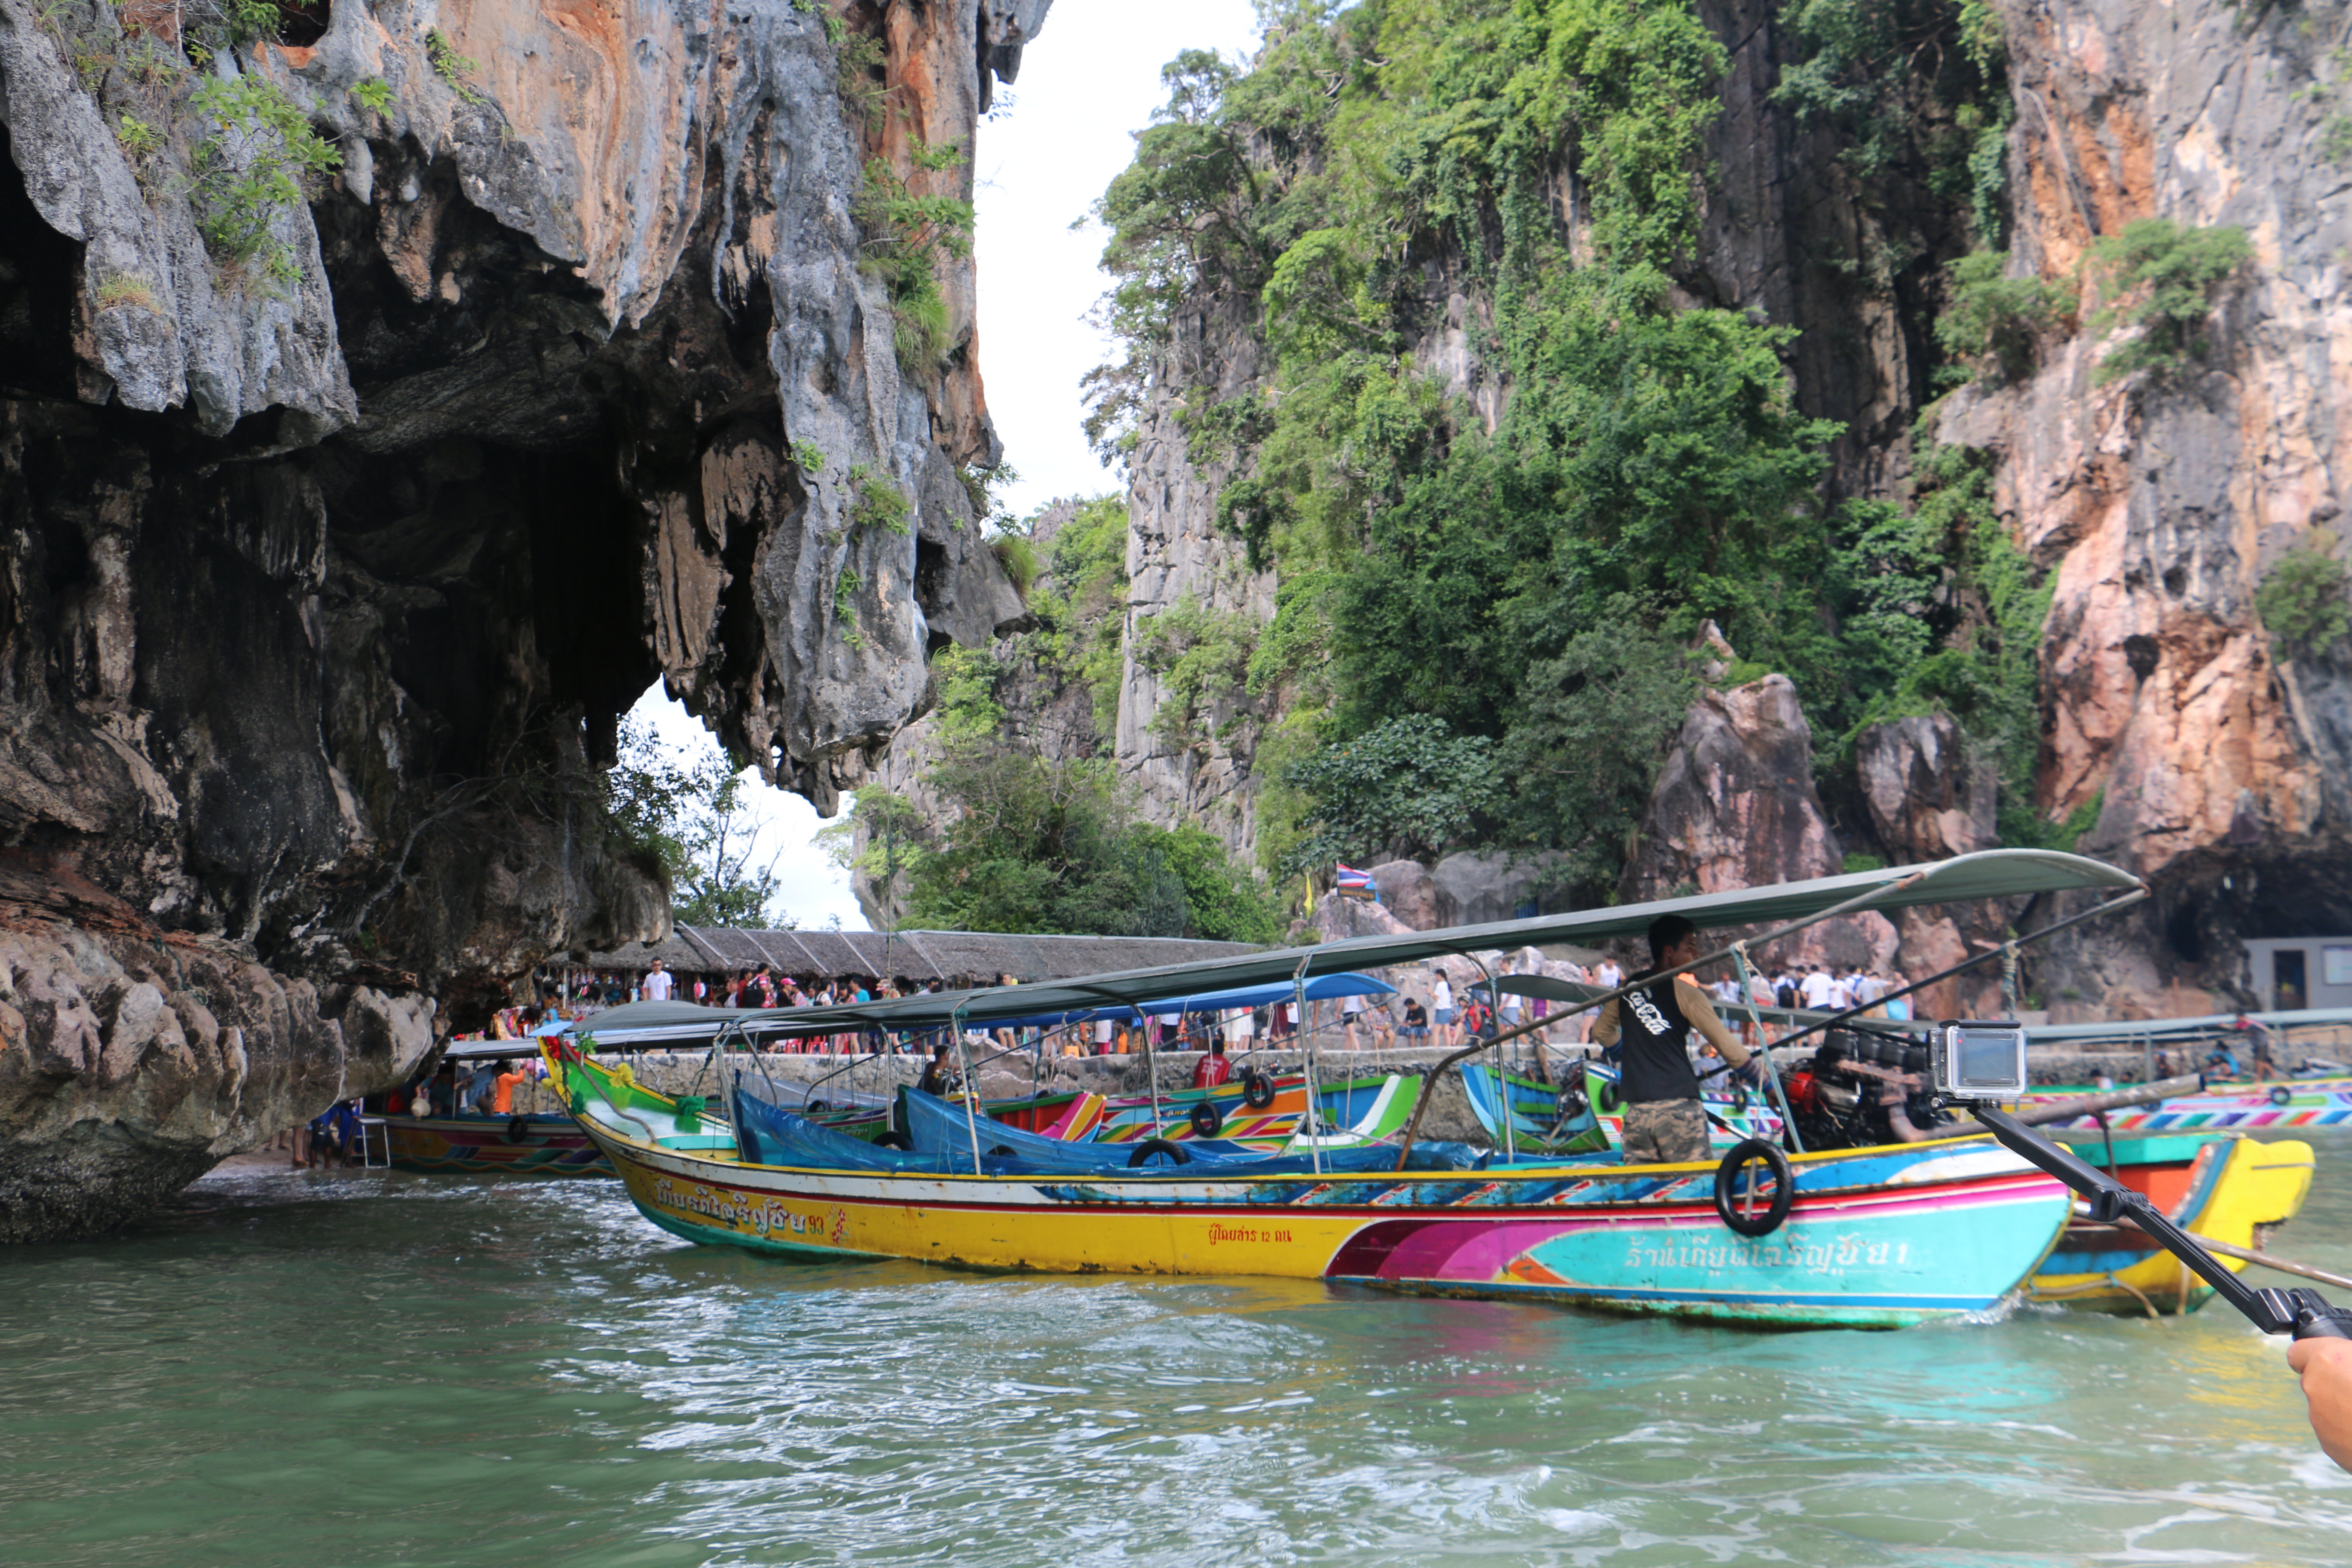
[726,1075,1487,1176]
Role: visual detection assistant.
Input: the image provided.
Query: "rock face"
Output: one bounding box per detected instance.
[1621,676,1896,974]
[1856,715,1998,864]
[0,0,1048,1237]
[853,0,2352,1029]
[1932,0,2352,1014]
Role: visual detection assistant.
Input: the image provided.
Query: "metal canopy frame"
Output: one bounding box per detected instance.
[552,851,2141,1053]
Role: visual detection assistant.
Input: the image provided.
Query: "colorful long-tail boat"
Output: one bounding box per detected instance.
[2030,1079,2352,1133]
[548,1042,2073,1329]
[543,849,2147,1329]
[2027,1128,2315,1314]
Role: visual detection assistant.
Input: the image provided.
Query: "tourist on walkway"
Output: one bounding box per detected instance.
[1431,970,1455,1048]
[641,960,674,1002]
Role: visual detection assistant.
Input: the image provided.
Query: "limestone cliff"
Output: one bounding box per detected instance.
[866,0,2352,1023]
[0,0,1047,1238]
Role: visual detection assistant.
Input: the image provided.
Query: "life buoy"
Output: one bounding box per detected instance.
[1714,1139,1795,1237]
[1188,1101,1225,1138]
[874,1130,913,1151]
[1592,1078,1621,1115]
[1242,1072,1276,1110]
[2270,1086,2293,1106]
[505,1116,531,1144]
[1128,1137,1191,1168]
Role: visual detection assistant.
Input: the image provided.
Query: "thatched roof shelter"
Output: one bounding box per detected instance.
[582,928,1260,985]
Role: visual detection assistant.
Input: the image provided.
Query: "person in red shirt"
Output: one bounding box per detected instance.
[1192,1038,1233,1090]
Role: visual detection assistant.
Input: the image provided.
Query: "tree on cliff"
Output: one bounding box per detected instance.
[607,722,789,929]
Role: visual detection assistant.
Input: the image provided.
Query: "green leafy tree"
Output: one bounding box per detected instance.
[606,720,788,928]
[1281,714,1504,876]
[1498,619,1699,890]
[815,784,930,928]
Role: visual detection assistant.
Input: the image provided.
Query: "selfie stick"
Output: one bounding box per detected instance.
[1964,1100,2352,1340]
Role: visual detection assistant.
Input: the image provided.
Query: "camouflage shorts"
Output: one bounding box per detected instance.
[1620,1097,1710,1165]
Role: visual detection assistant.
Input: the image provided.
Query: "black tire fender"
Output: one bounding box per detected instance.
[1188,1101,1225,1138]
[505,1116,531,1144]
[805,1099,830,1114]
[1128,1137,1191,1169]
[1730,1082,1750,1114]
[1714,1139,1796,1237]
[1592,1078,1621,1116]
[2271,1086,2294,1107]
[1242,1072,1276,1111]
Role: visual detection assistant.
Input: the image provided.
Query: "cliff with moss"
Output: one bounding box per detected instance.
[0,0,1048,1239]
[867,0,2352,1019]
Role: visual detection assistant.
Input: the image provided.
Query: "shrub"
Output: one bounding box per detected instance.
[94,276,158,312]
[846,463,911,534]
[187,75,341,288]
[1936,251,2071,384]
[1132,592,1257,745]
[425,30,486,103]
[989,533,1041,601]
[2257,540,2352,662]
[2089,219,2250,384]
[855,150,973,374]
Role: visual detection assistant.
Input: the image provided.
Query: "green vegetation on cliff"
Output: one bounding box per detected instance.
[1077,0,2043,897]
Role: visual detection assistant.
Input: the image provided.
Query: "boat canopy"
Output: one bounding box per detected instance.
[605,849,2139,1038]
[548,974,1399,1047]
[1476,973,1858,1032]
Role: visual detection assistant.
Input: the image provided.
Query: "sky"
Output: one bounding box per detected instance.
[628,3,1265,933]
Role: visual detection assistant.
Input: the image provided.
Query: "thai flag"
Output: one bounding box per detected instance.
[1335,864,1373,891]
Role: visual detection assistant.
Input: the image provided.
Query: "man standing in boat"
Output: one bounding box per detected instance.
[1590,914,1752,1164]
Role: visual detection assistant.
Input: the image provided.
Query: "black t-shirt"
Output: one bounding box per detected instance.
[1404,1003,1427,1028]
[1616,979,1701,1104]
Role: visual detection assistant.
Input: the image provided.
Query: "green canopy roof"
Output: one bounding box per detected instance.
[558,849,2138,1043]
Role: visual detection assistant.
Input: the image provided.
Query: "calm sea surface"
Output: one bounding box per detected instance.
[9,1136,2352,1566]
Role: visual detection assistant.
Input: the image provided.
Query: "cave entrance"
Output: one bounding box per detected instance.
[276,0,329,47]
[0,123,81,403]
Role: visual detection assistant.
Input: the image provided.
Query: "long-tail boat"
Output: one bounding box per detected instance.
[2028,1127,2315,1314]
[2030,1080,2352,1133]
[545,849,2147,1329]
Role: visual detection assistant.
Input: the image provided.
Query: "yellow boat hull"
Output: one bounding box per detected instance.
[2030,1135,2315,1315]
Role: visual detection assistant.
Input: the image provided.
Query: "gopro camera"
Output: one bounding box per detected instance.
[1930,1020,2029,1099]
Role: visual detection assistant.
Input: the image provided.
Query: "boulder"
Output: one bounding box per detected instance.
[1623,676,1894,972]
[1855,714,1998,862]
[1367,861,1441,930]
[1430,851,1569,928]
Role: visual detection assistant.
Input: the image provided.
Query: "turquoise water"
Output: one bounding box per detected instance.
[8,1142,2352,1565]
